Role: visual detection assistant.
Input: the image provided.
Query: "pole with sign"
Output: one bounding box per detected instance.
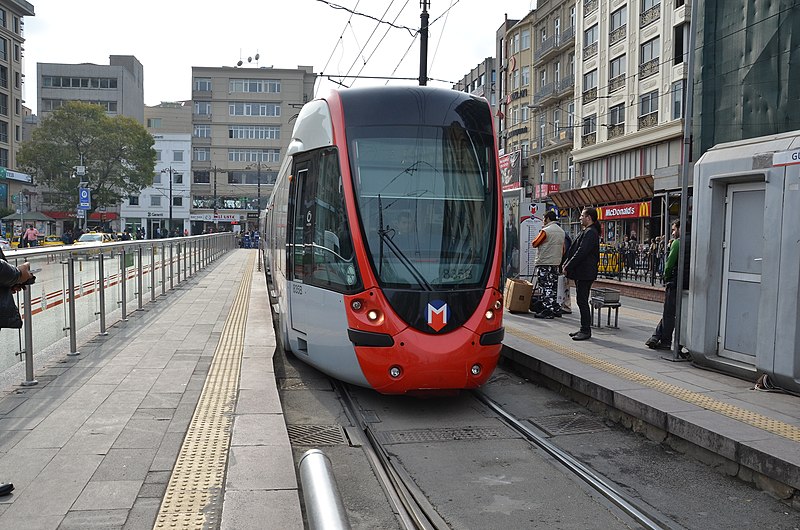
[78,187,91,231]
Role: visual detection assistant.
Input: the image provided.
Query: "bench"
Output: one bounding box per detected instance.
[590,288,621,329]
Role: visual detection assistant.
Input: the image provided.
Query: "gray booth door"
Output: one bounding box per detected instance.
[718,182,765,362]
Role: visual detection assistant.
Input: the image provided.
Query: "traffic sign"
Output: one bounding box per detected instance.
[76,209,85,218]
[78,187,91,210]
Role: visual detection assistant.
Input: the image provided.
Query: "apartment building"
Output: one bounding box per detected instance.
[189,65,316,233]
[118,102,192,236]
[453,57,496,107]
[37,55,145,123]
[497,0,690,241]
[0,0,34,223]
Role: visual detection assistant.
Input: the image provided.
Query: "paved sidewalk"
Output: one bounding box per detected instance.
[501,297,800,505]
[0,249,300,529]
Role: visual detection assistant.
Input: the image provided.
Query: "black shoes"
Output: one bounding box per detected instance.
[0,482,14,496]
[646,337,672,350]
[571,331,591,341]
[534,311,555,319]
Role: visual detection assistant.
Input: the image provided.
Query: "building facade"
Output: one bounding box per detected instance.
[189,65,316,233]
[0,0,34,230]
[37,55,145,123]
[496,0,690,242]
[453,57,496,106]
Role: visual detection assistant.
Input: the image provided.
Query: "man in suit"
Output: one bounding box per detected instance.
[562,207,601,341]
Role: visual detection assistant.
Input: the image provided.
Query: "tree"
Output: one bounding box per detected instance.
[17,102,156,211]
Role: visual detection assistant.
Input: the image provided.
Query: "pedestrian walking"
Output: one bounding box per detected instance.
[562,207,601,341]
[531,210,565,319]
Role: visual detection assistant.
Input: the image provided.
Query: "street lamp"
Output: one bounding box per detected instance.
[160,166,174,235]
[245,161,270,214]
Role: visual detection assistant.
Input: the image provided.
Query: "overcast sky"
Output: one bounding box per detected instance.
[22,0,536,115]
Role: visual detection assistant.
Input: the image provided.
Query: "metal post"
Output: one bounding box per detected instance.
[67,256,80,355]
[257,163,261,220]
[168,166,173,235]
[299,449,350,530]
[666,0,699,363]
[177,243,182,285]
[213,166,219,231]
[170,243,174,290]
[161,244,166,295]
[137,246,143,310]
[120,250,128,321]
[21,286,37,386]
[150,245,156,301]
[98,252,107,335]
[418,0,430,86]
[182,241,187,280]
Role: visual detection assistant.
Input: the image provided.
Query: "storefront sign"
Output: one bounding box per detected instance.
[597,201,651,220]
[533,183,561,199]
[189,213,239,222]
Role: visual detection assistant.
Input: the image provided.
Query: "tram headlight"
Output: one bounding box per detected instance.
[470,364,482,376]
[367,309,381,322]
[389,365,402,378]
[485,310,494,320]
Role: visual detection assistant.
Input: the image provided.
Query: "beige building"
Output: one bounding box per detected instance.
[496,0,690,241]
[190,65,316,233]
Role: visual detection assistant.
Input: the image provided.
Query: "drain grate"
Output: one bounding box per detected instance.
[278,378,332,391]
[374,426,516,444]
[287,424,348,446]
[530,413,609,436]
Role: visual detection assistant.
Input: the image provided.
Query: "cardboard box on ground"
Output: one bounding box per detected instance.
[504,278,533,312]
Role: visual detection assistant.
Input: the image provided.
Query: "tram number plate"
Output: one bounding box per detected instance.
[292,284,303,295]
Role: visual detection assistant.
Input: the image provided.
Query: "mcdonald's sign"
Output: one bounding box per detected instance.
[597,201,652,220]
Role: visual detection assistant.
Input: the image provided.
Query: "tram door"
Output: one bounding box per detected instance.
[718,182,765,363]
[288,162,313,342]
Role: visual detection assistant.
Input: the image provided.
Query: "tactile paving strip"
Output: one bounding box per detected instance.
[154,253,254,529]
[507,325,800,443]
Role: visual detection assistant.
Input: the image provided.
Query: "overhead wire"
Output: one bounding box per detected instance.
[316,0,361,96]
[336,0,398,86]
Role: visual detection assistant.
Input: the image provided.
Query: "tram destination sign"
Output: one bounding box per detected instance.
[773,149,800,167]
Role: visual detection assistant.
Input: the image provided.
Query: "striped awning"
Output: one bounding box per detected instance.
[549,175,654,209]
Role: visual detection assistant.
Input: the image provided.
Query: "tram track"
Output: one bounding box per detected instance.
[332,379,681,530]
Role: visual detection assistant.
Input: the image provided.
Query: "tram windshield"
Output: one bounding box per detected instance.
[349,124,497,289]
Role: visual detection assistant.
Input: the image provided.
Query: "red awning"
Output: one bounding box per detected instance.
[549,175,654,209]
[42,211,75,219]
[89,212,119,220]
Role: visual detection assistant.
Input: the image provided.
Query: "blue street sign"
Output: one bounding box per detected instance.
[78,187,91,210]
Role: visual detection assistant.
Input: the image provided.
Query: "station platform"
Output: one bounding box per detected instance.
[0,250,797,529]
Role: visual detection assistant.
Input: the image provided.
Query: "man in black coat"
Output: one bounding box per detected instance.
[562,207,601,341]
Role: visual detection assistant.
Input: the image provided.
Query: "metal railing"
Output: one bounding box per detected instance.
[1,233,236,385]
[598,245,666,285]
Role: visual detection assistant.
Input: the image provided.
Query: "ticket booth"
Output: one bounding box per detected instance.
[688,130,800,393]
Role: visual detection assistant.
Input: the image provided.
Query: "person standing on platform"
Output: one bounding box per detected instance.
[562,207,600,341]
[531,211,565,319]
[646,220,680,350]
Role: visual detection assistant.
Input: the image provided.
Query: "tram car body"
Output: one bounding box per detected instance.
[264,86,504,394]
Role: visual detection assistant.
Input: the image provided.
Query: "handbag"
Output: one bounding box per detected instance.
[0,288,22,329]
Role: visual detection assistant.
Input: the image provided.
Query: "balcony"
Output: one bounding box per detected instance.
[192,136,212,146]
[608,74,625,93]
[192,89,212,100]
[640,4,661,28]
[583,42,598,60]
[582,87,597,105]
[533,82,556,106]
[638,58,659,79]
[535,35,558,62]
[607,123,625,139]
[561,26,575,43]
[582,132,597,147]
[557,74,575,94]
[584,0,598,16]
[638,112,658,130]
[192,113,212,121]
[609,25,626,46]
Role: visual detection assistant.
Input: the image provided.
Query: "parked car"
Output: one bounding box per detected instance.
[74,232,114,245]
[0,237,10,251]
[40,235,65,247]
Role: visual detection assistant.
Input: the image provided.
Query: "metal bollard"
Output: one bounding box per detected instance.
[298,449,351,530]
[150,245,156,302]
[98,252,107,335]
[137,246,143,310]
[21,286,37,386]
[120,250,128,321]
[67,255,80,355]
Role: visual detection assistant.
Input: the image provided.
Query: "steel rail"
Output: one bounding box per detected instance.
[334,381,448,530]
[474,390,677,530]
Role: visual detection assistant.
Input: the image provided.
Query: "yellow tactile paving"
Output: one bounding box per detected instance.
[506,324,800,443]
[154,253,255,529]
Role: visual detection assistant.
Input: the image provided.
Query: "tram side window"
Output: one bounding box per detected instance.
[306,148,360,293]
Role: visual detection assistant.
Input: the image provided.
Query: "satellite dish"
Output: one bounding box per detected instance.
[255,53,260,60]
[237,60,243,67]
[247,57,252,63]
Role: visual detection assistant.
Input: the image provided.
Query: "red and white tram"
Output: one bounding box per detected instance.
[264,86,504,394]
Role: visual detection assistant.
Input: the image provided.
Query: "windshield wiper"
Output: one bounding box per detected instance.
[378,228,432,291]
